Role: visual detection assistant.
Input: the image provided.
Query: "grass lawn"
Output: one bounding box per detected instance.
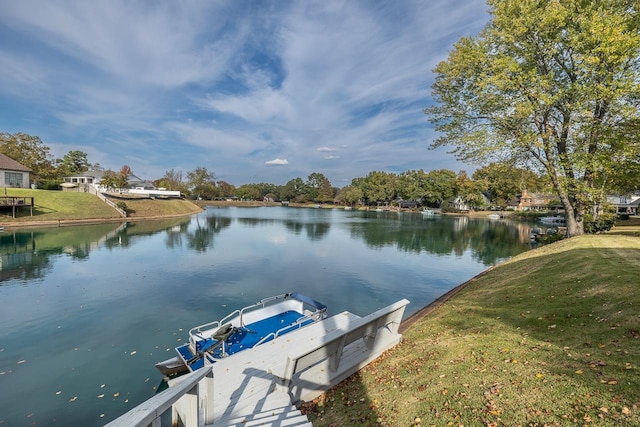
[0,188,201,224]
[303,230,640,426]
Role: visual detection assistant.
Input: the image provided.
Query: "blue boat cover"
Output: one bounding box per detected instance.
[287,292,328,312]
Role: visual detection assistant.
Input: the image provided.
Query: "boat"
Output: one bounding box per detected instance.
[155,292,327,377]
[487,213,501,220]
[421,208,441,216]
[540,215,566,225]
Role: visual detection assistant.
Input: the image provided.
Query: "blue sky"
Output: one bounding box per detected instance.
[0,0,489,186]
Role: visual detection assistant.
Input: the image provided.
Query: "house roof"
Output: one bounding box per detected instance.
[0,153,31,172]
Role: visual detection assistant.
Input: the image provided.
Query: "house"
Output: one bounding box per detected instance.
[448,196,470,212]
[62,171,105,191]
[0,153,31,188]
[607,194,640,215]
[508,189,558,211]
[63,170,105,185]
[62,171,149,191]
[62,170,182,198]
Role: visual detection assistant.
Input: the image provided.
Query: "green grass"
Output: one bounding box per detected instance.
[0,188,201,224]
[303,234,640,426]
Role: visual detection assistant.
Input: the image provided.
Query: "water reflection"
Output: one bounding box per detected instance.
[0,209,537,286]
[0,218,196,284]
[0,207,538,427]
[345,212,532,265]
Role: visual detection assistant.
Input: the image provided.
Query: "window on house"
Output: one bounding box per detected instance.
[5,172,23,187]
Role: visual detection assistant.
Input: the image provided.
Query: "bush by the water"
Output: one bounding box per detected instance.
[584,212,616,233]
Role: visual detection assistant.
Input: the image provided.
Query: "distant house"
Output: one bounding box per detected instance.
[63,170,181,198]
[65,170,105,184]
[126,175,155,190]
[62,171,106,192]
[508,189,558,211]
[63,171,152,190]
[607,194,640,215]
[448,196,470,212]
[0,153,31,188]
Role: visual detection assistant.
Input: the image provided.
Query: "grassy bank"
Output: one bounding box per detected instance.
[0,188,201,226]
[304,232,640,426]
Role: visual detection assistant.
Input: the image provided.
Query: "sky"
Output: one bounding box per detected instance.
[0,0,489,187]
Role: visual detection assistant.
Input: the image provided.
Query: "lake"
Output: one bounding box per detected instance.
[0,206,536,426]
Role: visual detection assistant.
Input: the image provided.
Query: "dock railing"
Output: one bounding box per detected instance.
[105,299,409,427]
[88,185,127,217]
[271,298,409,404]
[104,366,214,427]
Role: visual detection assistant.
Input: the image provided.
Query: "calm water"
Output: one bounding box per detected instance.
[0,207,536,425]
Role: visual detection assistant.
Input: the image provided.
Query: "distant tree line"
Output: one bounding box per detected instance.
[3,2,639,239]
[1,130,552,209]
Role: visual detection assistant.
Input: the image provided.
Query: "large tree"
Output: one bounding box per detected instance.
[156,168,184,192]
[423,169,457,208]
[100,169,128,190]
[336,185,363,207]
[57,150,90,175]
[473,162,546,207]
[0,132,56,180]
[186,166,218,200]
[426,0,640,237]
[397,169,429,201]
[358,171,398,206]
[280,177,307,202]
[306,172,333,203]
[217,181,236,198]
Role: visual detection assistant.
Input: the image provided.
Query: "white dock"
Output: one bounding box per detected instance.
[106,299,409,427]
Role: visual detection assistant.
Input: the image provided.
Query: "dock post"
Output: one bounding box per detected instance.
[202,368,215,425]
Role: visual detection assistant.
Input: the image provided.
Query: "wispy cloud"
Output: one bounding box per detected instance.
[0,0,489,185]
[265,158,289,166]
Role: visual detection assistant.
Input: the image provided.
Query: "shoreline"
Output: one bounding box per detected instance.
[0,201,509,230]
[0,210,205,230]
[398,263,499,333]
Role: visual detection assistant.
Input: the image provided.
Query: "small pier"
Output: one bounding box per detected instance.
[0,196,34,217]
[106,299,409,427]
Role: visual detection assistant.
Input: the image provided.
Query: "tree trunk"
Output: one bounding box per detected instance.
[560,195,585,237]
[564,209,584,237]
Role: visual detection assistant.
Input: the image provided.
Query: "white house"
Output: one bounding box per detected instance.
[607,194,640,215]
[63,170,181,198]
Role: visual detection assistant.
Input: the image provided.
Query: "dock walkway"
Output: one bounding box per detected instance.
[107,299,409,427]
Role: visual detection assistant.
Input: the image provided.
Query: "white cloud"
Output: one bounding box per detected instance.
[0,0,489,186]
[265,158,289,166]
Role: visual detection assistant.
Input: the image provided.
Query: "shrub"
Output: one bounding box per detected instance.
[116,201,128,212]
[36,179,63,190]
[584,212,616,233]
